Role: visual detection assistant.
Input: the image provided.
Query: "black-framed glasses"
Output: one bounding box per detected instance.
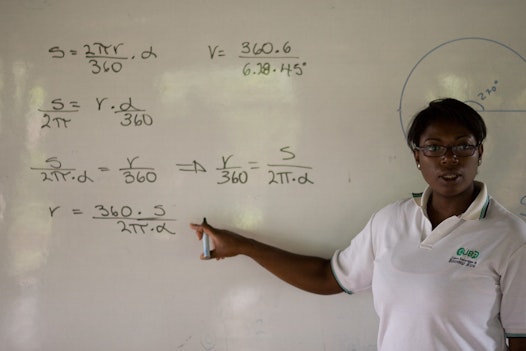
[413,144,480,157]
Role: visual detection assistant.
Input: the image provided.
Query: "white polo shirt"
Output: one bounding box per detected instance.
[332,182,526,351]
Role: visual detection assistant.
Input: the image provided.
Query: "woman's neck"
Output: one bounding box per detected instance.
[427,183,480,228]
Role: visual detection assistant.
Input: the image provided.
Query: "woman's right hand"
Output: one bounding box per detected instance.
[190,218,342,294]
[189,219,252,260]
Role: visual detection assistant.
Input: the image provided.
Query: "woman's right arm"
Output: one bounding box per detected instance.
[189,220,343,295]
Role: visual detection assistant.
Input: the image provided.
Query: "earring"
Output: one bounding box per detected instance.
[478,158,482,166]
[417,163,421,169]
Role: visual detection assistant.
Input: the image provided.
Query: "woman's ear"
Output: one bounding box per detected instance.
[413,149,421,169]
[477,143,484,166]
[478,143,484,158]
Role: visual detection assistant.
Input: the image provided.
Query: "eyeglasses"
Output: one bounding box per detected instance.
[413,144,480,157]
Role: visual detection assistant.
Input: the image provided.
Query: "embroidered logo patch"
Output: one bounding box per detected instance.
[448,247,479,268]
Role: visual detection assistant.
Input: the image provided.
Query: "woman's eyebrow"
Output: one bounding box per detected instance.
[423,134,474,143]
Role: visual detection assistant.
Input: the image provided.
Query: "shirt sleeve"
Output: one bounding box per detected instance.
[501,243,526,337]
[331,212,377,294]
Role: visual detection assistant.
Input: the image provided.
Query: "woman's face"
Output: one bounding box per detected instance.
[413,119,483,201]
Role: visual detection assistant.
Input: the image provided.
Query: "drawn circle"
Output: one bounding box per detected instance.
[398,37,526,138]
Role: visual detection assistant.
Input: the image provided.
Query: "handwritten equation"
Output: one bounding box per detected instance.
[38,97,153,129]
[48,40,307,77]
[29,147,314,186]
[208,41,307,77]
[49,203,176,235]
[39,39,313,237]
[49,42,158,74]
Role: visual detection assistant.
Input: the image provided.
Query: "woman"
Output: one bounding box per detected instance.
[190,98,526,350]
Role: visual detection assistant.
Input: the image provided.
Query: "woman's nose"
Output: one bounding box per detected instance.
[440,151,459,165]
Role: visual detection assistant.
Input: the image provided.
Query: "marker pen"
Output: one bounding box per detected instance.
[202,217,211,259]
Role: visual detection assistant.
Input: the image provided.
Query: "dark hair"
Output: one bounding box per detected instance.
[406,98,487,149]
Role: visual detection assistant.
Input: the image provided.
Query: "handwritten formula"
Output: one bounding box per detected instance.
[49,42,158,74]
[30,147,314,186]
[49,203,176,235]
[39,97,153,129]
[48,41,307,77]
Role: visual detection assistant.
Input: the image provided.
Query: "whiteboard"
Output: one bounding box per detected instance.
[1,1,525,350]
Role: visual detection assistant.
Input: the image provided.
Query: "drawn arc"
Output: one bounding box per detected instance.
[398,37,526,137]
